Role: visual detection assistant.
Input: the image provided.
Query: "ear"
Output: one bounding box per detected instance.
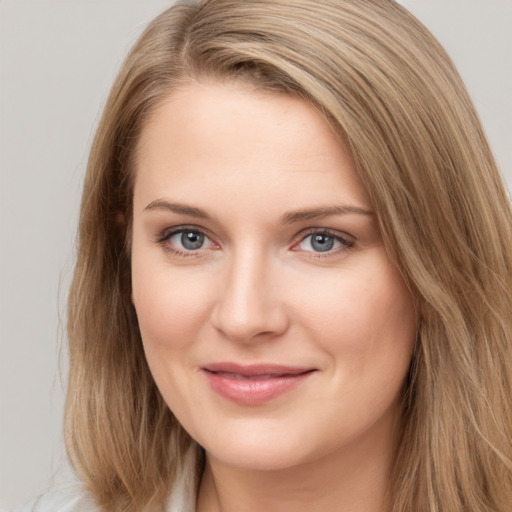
[114,211,126,236]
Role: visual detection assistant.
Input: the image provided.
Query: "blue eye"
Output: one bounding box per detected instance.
[310,233,336,252]
[174,230,205,250]
[297,231,352,254]
[164,228,214,252]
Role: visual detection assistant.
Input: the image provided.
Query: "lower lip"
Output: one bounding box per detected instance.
[202,370,314,405]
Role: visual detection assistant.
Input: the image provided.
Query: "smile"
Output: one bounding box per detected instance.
[201,363,316,405]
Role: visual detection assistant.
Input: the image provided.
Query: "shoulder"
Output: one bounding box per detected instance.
[8,487,98,512]
[9,445,201,512]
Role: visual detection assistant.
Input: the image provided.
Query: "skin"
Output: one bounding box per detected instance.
[131,81,417,512]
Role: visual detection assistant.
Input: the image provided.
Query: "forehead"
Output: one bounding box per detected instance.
[134,81,371,213]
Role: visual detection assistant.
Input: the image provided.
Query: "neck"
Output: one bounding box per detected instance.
[196,417,398,512]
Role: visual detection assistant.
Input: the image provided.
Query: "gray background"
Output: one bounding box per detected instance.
[1,1,511,508]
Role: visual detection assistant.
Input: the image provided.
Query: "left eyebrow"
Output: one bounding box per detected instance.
[280,205,374,224]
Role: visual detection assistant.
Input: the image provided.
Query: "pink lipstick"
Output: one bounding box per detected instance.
[201,362,315,405]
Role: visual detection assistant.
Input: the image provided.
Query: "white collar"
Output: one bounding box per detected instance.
[165,444,200,512]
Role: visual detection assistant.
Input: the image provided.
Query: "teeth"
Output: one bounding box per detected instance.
[217,372,283,380]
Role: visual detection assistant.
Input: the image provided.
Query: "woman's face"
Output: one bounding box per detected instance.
[131,82,416,471]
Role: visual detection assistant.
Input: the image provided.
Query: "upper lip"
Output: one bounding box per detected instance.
[201,362,315,377]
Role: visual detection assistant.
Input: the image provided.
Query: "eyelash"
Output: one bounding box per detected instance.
[155,226,355,258]
[156,225,216,258]
[294,229,355,258]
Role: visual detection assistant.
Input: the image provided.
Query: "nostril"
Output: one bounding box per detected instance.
[210,265,289,342]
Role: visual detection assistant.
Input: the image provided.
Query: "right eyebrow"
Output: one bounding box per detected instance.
[143,199,214,220]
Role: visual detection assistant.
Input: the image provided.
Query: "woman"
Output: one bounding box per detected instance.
[16,0,512,511]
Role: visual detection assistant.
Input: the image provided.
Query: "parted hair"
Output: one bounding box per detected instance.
[65,1,512,510]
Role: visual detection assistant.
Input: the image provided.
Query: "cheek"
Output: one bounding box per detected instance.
[132,254,213,352]
[131,259,215,410]
[289,255,416,374]
[300,268,412,335]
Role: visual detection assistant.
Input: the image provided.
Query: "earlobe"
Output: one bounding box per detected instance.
[115,211,126,226]
[114,211,127,241]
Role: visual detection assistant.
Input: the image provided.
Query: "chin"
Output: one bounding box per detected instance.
[193,420,325,471]
[207,443,307,472]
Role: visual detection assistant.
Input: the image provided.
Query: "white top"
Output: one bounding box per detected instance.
[9,448,199,512]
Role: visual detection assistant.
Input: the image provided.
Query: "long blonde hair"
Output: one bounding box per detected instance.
[66,1,512,510]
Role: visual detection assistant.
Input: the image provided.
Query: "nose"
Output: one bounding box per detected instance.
[211,249,289,343]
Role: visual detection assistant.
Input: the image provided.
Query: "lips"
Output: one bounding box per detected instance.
[201,362,316,405]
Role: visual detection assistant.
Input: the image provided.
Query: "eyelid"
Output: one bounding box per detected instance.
[291,228,355,256]
[155,225,355,258]
[155,225,218,255]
